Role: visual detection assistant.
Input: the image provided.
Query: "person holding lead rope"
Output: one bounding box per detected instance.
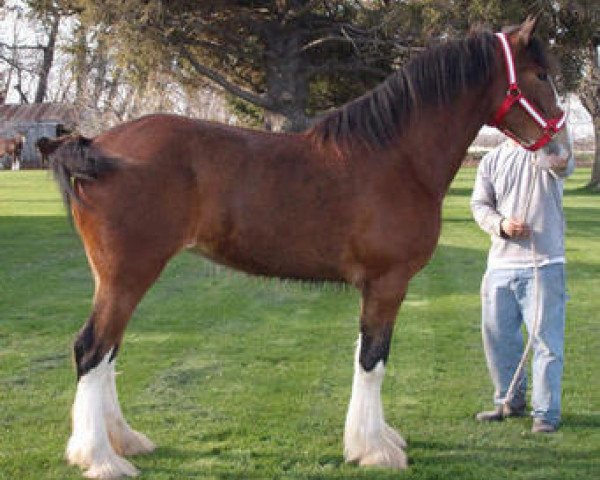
[470,128,574,433]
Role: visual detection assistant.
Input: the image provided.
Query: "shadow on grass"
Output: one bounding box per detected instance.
[447,187,475,197]
[562,412,600,428]
[564,185,600,196]
[135,437,600,480]
[410,438,599,478]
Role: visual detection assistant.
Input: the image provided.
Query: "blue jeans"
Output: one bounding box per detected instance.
[481,263,566,427]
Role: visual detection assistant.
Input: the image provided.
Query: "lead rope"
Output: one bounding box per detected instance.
[503,162,541,408]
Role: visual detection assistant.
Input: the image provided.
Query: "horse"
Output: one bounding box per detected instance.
[0,133,25,170]
[37,127,75,168]
[36,136,61,168]
[47,18,570,479]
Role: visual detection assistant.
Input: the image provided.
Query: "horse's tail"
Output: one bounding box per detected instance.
[47,135,120,218]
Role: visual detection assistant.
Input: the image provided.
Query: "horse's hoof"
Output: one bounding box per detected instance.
[66,436,139,478]
[82,453,139,479]
[344,423,408,470]
[358,445,408,469]
[109,428,156,457]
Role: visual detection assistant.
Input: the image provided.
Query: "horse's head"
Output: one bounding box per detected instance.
[36,134,80,157]
[489,17,571,161]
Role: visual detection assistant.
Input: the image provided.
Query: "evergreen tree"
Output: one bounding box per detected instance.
[69,0,411,131]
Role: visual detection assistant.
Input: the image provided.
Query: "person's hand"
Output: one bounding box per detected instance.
[501,218,530,239]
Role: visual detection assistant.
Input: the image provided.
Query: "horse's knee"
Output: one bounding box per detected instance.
[358,276,406,372]
[358,326,393,372]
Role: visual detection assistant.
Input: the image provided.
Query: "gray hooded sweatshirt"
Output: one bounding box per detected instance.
[470,140,575,269]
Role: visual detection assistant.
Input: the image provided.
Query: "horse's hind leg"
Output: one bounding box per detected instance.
[67,254,168,478]
[344,271,408,469]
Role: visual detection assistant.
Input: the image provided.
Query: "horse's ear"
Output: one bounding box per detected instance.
[518,15,538,45]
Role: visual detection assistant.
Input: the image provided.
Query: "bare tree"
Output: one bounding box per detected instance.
[33,5,60,103]
[0,4,35,103]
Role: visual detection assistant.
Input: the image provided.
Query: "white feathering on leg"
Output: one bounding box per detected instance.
[104,362,155,456]
[343,335,407,469]
[66,351,139,479]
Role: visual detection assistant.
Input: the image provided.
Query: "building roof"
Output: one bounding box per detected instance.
[0,102,78,124]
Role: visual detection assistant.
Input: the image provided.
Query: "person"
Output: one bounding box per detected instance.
[470,135,574,433]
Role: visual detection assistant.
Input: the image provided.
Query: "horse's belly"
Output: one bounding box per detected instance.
[188,237,345,283]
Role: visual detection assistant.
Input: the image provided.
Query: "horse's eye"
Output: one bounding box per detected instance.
[537,72,548,82]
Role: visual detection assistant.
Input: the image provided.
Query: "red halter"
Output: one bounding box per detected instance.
[489,32,567,151]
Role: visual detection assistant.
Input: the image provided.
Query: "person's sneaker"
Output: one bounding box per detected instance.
[531,419,557,433]
[476,403,527,422]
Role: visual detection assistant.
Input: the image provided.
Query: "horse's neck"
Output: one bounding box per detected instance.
[400,86,493,200]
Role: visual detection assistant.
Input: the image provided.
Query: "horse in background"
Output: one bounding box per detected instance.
[0,133,25,170]
[46,18,571,479]
[38,127,75,168]
[36,136,58,168]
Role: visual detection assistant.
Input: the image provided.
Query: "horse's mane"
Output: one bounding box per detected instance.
[307,30,501,150]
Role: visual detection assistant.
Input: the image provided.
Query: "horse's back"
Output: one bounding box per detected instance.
[94,114,259,165]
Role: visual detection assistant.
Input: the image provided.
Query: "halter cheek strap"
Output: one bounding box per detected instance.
[489,32,567,151]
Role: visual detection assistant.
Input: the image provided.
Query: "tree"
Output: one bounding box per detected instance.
[579,47,600,189]
[550,2,600,190]
[71,1,416,131]
[29,1,62,103]
[0,3,37,103]
[0,0,74,103]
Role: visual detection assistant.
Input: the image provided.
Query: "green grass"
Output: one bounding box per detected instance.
[1,169,599,480]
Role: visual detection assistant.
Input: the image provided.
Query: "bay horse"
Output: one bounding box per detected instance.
[0,133,25,170]
[36,136,54,168]
[48,18,570,479]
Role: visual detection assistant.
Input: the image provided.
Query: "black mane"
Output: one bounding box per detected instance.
[308,31,500,149]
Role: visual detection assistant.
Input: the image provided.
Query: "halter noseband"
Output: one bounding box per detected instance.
[489,32,567,151]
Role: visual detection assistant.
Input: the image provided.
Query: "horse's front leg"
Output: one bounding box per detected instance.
[344,271,408,469]
[66,297,151,480]
[67,253,166,479]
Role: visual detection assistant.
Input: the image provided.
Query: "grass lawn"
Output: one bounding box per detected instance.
[0,168,599,480]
